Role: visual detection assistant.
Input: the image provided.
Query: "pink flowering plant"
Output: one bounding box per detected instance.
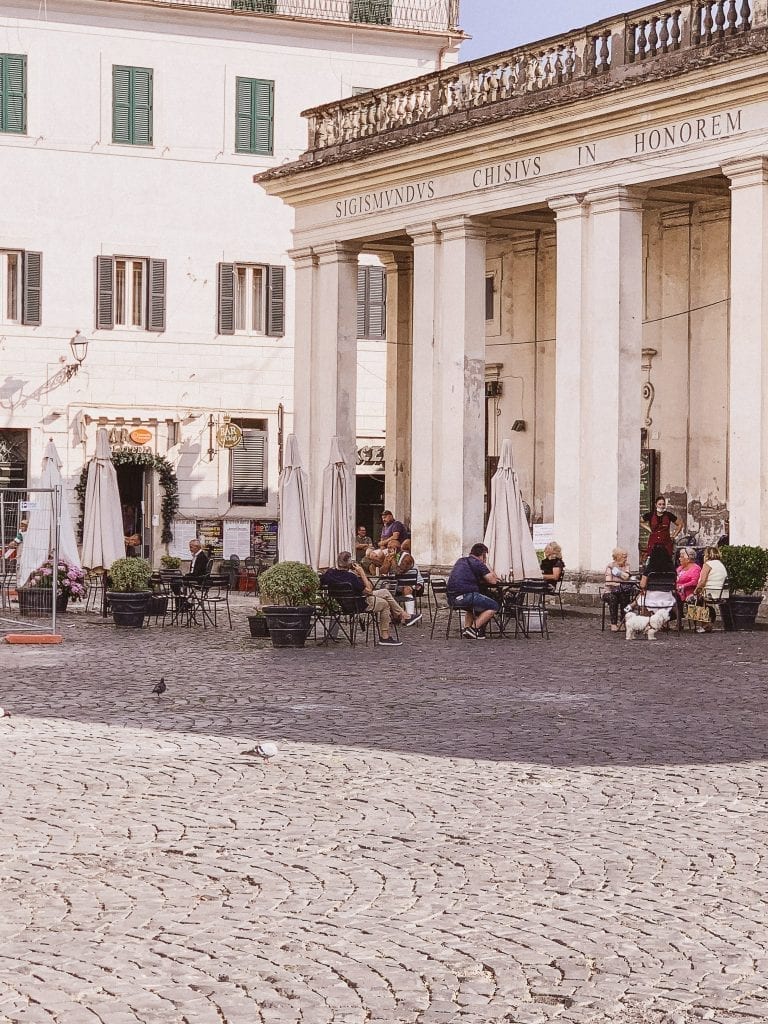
[27,559,87,601]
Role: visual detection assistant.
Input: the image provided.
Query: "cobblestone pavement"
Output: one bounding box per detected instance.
[1,602,768,1024]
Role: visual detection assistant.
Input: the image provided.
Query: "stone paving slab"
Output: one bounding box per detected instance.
[0,607,767,1022]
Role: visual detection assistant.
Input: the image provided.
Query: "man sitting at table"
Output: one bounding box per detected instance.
[447,543,500,639]
[187,538,210,579]
[320,551,411,646]
[380,539,422,626]
[366,511,408,574]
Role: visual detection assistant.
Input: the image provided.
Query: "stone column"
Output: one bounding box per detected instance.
[582,186,645,569]
[381,252,413,520]
[723,156,768,544]
[434,215,487,563]
[311,242,360,537]
[287,247,317,462]
[407,223,441,566]
[549,196,588,570]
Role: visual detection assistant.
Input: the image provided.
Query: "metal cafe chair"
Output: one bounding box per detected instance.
[428,578,465,640]
[322,582,381,647]
[510,580,550,639]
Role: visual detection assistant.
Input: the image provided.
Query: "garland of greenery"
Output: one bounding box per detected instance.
[76,447,179,545]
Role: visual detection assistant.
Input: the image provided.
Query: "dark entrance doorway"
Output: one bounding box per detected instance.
[116,463,145,557]
[0,429,29,489]
[356,474,384,541]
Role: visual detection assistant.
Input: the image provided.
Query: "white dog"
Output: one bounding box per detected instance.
[625,607,671,640]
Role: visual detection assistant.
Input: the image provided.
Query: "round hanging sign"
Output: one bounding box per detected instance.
[129,427,152,445]
[217,421,243,449]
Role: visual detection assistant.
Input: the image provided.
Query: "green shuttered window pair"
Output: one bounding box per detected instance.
[113,66,153,146]
[217,263,284,336]
[235,77,273,155]
[0,54,26,134]
[95,255,166,331]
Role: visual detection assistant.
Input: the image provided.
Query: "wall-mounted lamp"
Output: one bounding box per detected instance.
[66,331,89,378]
[511,419,526,432]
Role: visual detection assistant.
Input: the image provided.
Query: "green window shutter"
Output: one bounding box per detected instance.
[357,266,386,340]
[266,265,285,336]
[356,267,366,338]
[350,0,392,25]
[367,266,386,339]
[231,428,268,505]
[21,251,41,326]
[131,67,153,145]
[95,256,114,330]
[147,258,166,332]
[0,54,27,134]
[235,77,273,155]
[113,66,153,145]
[218,263,235,335]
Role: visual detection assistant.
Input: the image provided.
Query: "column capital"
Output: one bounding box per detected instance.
[287,246,317,268]
[406,222,440,247]
[434,215,487,243]
[314,241,361,265]
[584,185,647,214]
[722,155,768,187]
[549,194,586,217]
[378,251,413,272]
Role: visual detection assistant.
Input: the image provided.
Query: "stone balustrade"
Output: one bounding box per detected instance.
[304,0,764,155]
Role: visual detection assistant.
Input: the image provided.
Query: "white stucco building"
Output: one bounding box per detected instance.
[261,0,768,577]
[0,0,461,562]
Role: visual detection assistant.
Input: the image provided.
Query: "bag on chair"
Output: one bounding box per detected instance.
[684,595,710,624]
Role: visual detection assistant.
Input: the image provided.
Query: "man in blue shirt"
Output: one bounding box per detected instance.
[366,510,409,574]
[321,551,410,646]
[447,543,500,639]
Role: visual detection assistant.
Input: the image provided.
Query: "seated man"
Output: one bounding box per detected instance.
[320,550,410,646]
[366,510,408,574]
[187,538,210,579]
[380,539,422,625]
[354,524,374,574]
[447,542,500,639]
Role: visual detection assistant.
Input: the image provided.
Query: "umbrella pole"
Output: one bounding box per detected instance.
[51,486,60,636]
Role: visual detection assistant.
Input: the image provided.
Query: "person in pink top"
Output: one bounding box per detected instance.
[675,547,701,600]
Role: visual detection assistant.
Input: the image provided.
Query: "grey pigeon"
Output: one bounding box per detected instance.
[0,707,10,718]
[152,677,167,697]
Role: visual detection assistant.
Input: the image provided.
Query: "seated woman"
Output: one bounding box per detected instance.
[539,542,564,594]
[693,545,729,633]
[675,546,701,601]
[638,544,678,627]
[603,547,635,632]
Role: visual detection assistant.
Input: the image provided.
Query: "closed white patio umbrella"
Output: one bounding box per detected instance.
[81,427,125,571]
[483,438,542,581]
[317,436,355,571]
[17,440,81,587]
[277,434,315,566]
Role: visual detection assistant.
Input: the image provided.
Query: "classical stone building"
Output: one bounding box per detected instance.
[0,0,460,562]
[261,0,768,575]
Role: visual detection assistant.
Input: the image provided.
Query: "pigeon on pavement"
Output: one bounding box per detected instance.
[151,678,167,697]
[242,741,279,761]
[0,707,10,718]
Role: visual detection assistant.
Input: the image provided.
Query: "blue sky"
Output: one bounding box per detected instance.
[459,1,640,60]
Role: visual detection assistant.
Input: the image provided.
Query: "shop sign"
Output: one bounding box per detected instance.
[130,428,153,446]
[357,445,385,468]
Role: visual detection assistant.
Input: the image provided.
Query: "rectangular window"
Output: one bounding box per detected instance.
[485,258,502,337]
[95,255,165,332]
[357,265,386,340]
[0,54,26,134]
[0,250,41,325]
[350,0,392,25]
[235,77,274,155]
[230,419,268,506]
[218,262,284,336]
[113,65,153,146]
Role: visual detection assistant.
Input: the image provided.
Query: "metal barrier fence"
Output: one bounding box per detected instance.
[0,487,60,636]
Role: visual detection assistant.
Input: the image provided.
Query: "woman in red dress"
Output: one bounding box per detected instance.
[641,495,682,560]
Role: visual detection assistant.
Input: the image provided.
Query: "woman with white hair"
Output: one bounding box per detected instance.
[675,546,701,601]
[603,547,634,632]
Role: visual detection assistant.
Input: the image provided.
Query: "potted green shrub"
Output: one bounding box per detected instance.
[160,555,181,570]
[106,557,153,627]
[257,561,319,647]
[720,545,768,630]
[247,608,270,639]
